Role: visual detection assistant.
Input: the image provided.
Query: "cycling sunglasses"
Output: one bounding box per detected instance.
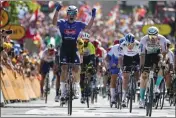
[83,39,89,42]
[148,35,158,40]
[126,42,134,46]
[67,11,77,16]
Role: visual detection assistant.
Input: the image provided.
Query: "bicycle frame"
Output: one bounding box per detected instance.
[61,62,80,115]
[144,64,156,117]
[126,65,138,113]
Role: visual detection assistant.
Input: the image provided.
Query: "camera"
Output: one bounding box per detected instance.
[1,29,13,35]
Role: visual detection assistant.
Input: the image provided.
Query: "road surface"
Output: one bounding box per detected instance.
[1,88,176,117]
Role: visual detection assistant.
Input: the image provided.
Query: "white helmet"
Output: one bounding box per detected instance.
[147,26,159,35]
[82,32,90,40]
[47,43,55,50]
[67,5,78,15]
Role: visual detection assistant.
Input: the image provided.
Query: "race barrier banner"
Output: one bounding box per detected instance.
[0,67,41,102]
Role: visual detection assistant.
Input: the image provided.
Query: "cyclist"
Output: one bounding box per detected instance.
[53,4,96,103]
[118,33,140,107]
[107,41,123,104]
[139,26,168,108]
[102,38,125,99]
[39,43,56,99]
[93,40,107,91]
[79,32,96,103]
[165,39,174,98]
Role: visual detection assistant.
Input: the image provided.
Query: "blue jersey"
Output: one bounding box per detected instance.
[57,19,86,41]
[57,19,86,52]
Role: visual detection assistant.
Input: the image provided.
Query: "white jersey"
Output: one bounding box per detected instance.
[108,44,122,57]
[119,40,140,57]
[140,34,167,54]
[40,49,56,62]
[167,50,174,66]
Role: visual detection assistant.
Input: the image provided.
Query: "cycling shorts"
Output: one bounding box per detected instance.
[144,49,160,68]
[60,48,80,64]
[40,61,54,75]
[123,54,140,72]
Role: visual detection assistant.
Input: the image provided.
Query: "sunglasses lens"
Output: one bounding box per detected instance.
[127,43,133,46]
[67,11,76,16]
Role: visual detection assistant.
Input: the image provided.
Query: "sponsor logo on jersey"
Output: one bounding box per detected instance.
[64,29,76,35]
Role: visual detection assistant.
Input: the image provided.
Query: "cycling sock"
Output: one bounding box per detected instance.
[156,75,163,87]
[56,88,59,96]
[122,89,126,101]
[60,82,66,97]
[140,88,146,100]
[110,88,115,100]
[75,82,80,90]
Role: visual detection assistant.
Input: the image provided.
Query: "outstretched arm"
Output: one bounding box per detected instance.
[84,8,96,30]
[53,4,62,26]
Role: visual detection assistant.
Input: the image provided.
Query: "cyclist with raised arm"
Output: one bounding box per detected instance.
[53,3,96,103]
[39,43,56,99]
[139,26,167,108]
[118,33,140,107]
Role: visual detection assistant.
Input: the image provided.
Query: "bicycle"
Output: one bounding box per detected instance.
[44,72,50,104]
[43,68,52,104]
[81,62,95,108]
[126,65,138,113]
[116,74,122,110]
[60,62,80,115]
[144,64,157,117]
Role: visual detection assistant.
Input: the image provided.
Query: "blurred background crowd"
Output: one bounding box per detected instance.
[1,1,176,56]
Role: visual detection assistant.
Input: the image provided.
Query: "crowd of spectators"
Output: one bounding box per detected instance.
[2,1,176,54]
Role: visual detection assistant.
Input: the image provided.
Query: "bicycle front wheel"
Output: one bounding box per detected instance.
[68,80,72,115]
[86,80,90,108]
[148,78,154,117]
[45,73,49,104]
[129,77,134,113]
[117,78,122,110]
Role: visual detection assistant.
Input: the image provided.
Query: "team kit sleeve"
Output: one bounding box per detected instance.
[160,38,167,53]
[118,44,124,57]
[90,42,95,55]
[57,19,65,29]
[40,50,46,60]
[139,38,146,55]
